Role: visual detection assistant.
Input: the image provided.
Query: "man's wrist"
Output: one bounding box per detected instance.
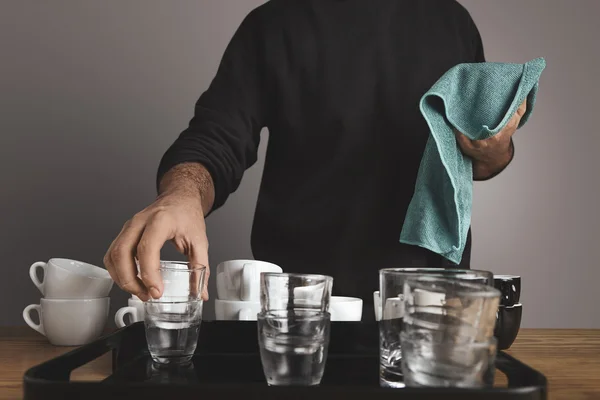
[158,162,215,215]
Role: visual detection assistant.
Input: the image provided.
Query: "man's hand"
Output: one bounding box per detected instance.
[455,100,527,180]
[104,165,213,301]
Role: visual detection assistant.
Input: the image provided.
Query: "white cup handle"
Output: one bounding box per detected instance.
[29,262,47,295]
[240,263,259,301]
[329,308,337,322]
[23,304,45,336]
[373,292,382,321]
[238,308,253,321]
[115,307,138,328]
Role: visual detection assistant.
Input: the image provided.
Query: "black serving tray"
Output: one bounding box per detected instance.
[23,321,547,400]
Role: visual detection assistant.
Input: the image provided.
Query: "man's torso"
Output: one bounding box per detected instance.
[249,0,480,301]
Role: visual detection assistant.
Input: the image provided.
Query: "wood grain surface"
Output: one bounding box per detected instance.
[0,327,598,399]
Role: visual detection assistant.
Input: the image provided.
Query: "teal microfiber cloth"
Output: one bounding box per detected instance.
[400,57,546,264]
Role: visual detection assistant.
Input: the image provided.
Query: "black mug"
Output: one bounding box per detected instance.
[495,303,523,350]
[494,275,521,306]
[493,275,522,350]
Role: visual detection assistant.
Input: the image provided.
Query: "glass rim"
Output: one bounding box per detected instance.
[404,275,501,298]
[145,298,203,305]
[400,330,498,348]
[379,267,492,277]
[494,274,521,280]
[158,261,207,273]
[257,310,331,321]
[261,272,333,282]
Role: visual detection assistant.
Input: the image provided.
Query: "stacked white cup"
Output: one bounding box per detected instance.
[114,294,145,328]
[23,258,113,346]
[115,258,365,323]
[215,260,364,322]
[215,260,282,321]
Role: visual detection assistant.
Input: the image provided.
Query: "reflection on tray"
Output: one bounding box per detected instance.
[107,351,379,386]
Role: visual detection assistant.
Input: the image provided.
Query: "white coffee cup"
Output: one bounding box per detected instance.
[29,258,114,299]
[214,299,261,321]
[23,297,110,346]
[216,260,282,301]
[329,296,363,321]
[114,296,145,328]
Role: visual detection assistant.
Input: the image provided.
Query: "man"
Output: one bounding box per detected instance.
[104,0,526,312]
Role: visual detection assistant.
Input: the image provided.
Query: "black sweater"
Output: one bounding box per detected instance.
[158,0,485,303]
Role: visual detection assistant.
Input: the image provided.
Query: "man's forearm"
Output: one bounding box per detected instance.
[158,162,215,216]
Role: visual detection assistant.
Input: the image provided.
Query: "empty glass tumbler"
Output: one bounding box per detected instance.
[378,268,493,388]
[400,276,501,388]
[401,329,498,388]
[257,309,331,386]
[402,276,501,342]
[260,273,333,312]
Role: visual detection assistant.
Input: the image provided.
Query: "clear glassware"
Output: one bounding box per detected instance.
[401,329,498,388]
[257,309,330,386]
[144,297,203,367]
[260,273,333,312]
[378,268,493,388]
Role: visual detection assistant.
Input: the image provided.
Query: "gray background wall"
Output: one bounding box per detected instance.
[1,0,598,328]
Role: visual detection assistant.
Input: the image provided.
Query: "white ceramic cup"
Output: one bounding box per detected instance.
[29,258,114,299]
[214,299,261,321]
[114,296,145,328]
[23,298,110,346]
[216,260,282,301]
[329,296,363,321]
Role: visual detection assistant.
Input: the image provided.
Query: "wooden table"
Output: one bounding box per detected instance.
[0,328,598,400]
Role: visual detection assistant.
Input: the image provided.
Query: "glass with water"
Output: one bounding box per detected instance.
[258,309,330,386]
[145,298,203,366]
[144,263,207,366]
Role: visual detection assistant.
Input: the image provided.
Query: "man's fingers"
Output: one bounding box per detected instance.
[454,129,475,150]
[510,100,528,129]
[104,219,150,301]
[517,99,527,117]
[137,212,175,299]
[201,265,210,301]
[186,240,210,301]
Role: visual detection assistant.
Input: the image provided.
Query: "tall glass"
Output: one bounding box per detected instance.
[260,273,333,312]
[378,268,493,388]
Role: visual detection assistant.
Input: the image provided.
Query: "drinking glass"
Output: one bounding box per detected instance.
[402,276,501,342]
[401,329,497,388]
[378,268,493,388]
[157,261,207,299]
[257,309,330,386]
[260,273,333,312]
[144,297,204,366]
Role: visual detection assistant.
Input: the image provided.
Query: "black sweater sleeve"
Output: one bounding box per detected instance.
[157,9,267,210]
